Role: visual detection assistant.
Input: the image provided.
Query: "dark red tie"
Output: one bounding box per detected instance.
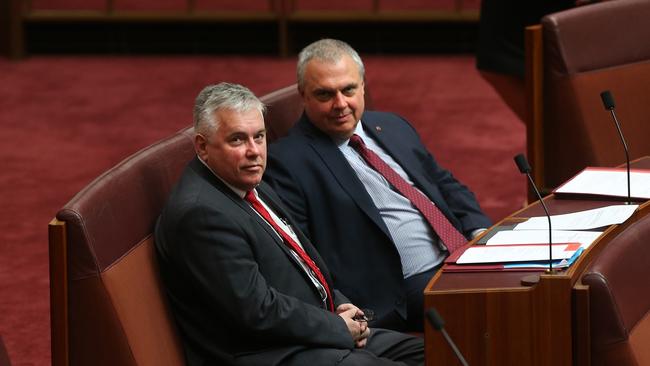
[348,134,468,253]
[245,190,334,311]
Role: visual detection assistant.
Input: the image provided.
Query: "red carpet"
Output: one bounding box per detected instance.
[0,55,524,365]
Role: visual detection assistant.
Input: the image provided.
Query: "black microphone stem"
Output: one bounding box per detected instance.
[440,328,469,366]
[526,173,553,272]
[609,109,631,204]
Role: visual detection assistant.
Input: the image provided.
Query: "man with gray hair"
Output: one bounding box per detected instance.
[155,82,424,365]
[265,39,491,332]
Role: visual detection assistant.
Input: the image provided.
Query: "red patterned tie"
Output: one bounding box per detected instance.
[245,190,334,311]
[348,134,468,253]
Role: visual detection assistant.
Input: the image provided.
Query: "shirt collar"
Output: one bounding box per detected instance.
[334,120,364,147]
[197,155,248,198]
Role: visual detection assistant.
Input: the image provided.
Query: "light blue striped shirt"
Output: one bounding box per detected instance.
[336,123,445,279]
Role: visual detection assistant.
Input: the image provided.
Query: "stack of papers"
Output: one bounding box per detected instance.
[444,204,638,273]
[554,167,650,200]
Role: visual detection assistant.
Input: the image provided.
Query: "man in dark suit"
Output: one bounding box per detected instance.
[155,82,424,365]
[264,39,492,332]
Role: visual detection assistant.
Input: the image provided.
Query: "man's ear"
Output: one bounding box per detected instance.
[194,134,208,161]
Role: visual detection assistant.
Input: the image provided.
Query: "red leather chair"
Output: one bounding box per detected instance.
[49,128,194,366]
[580,210,650,366]
[47,83,330,366]
[48,83,368,365]
[524,0,650,194]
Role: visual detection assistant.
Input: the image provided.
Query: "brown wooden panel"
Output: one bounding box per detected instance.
[194,0,270,11]
[49,218,69,366]
[525,24,544,200]
[379,0,455,11]
[291,0,374,11]
[425,162,650,365]
[30,0,107,11]
[112,0,187,12]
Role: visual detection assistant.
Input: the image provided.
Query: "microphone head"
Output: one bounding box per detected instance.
[514,154,531,174]
[600,90,615,110]
[426,308,445,331]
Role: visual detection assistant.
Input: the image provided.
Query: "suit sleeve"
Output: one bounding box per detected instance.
[393,113,492,234]
[168,202,353,349]
[424,149,492,233]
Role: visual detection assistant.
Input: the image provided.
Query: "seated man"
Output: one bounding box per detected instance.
[155,82,424,365]
[264,39,492,332]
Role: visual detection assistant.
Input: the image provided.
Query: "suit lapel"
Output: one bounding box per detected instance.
[192,157,333,299]
[257,182,337,290]
[191,157,290,253]
[297,118,393,240]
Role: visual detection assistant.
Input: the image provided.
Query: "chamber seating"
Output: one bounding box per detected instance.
[48,127,195,366]
[580,207,650,366]
[524,0,650,194]
[47,83,324,365]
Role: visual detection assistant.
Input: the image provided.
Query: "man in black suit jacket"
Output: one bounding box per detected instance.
[264,39,492,332]
[155,82,424,365]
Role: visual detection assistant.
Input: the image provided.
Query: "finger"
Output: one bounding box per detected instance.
[336,303,355,314]
[340,307,358,318]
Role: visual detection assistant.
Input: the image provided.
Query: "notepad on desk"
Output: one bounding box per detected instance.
[454,243,580,264]
[554,167,650,201]
[443,243,584,272]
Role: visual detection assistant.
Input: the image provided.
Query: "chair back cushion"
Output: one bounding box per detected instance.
[260,84,304,144]
[55,127,195,365]
[538,0,650,188]
[581,209,650,366]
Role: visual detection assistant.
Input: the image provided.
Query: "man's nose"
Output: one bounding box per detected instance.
[246,139,261,156]
[332,91,347,109]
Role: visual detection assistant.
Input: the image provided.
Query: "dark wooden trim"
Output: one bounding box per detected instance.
[1,0,25,59]
[24,10,279,23]
[16,0,479,57]
[525,24,544,202]
[572,284,591,366]
[49,218,69,366]
[286,10,479,23]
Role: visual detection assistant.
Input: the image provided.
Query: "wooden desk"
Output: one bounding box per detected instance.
[424,157,650,366]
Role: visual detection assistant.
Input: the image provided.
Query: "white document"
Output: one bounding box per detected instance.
[486,230,602,248]
[555,168,650,199]
[457,244,577,264]
[514,204,638,231]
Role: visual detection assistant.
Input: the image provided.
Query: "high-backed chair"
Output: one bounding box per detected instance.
[48,127,195,366]
[580,207,650,366]
[47,83,322,366]
[259,84,305,143]
[524,0,650,194]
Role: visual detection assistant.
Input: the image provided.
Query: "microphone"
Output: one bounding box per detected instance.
[427,308,469,366]
[600,90,632,204]
[514,154,554,273]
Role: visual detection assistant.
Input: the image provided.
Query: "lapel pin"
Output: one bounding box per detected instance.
[375,126,382,132]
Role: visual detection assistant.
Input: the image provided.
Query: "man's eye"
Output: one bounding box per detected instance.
[314,92,332,101]
[343,87,356,96]
[254,133,265,142]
